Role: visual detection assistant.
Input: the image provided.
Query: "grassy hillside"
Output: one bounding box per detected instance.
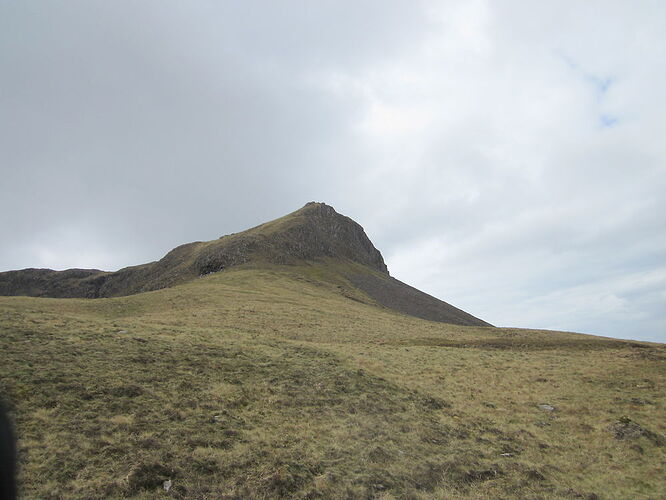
[1,261,664,499]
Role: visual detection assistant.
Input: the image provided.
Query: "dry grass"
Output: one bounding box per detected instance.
[1,262,664,499]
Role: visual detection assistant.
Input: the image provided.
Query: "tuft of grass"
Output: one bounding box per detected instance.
[1,263,664,498]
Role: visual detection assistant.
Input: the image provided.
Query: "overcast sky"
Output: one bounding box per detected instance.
[1,1,664,342]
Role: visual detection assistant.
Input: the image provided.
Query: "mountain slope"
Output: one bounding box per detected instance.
[346,271,491,327]
[0,202,490,326]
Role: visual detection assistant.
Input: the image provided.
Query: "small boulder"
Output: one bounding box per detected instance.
[609,416,665,445]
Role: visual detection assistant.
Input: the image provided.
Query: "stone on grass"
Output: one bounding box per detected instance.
[609,416,665,445]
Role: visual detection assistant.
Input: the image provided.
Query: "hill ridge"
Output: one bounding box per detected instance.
[0,202,490,326]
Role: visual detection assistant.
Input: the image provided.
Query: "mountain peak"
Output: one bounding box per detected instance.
[0,203,388,296]
[298,201,337,214]
[230,201,388,275]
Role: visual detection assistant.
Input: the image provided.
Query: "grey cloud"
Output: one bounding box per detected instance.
[1,1,664,342]
[1,0,387,266]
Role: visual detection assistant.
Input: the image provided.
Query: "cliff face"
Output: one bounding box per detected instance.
[194,202,388,276]
[0,202,388,298]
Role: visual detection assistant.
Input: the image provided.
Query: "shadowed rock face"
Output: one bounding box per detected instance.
[346,272,492,327]
[0,202,490,327]
[0,268,106,299]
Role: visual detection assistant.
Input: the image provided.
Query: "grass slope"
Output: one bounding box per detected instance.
[1,262,665,499]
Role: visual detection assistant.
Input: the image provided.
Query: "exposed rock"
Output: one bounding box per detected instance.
[0,268,106,298]
[609,416,665,445]
[537,404,555,411]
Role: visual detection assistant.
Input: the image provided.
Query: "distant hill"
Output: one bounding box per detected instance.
[0,202,490,326]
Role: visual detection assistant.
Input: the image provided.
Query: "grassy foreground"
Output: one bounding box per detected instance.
[1,262,665,499]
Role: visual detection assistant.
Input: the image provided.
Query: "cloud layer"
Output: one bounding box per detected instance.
[1,1,664,341]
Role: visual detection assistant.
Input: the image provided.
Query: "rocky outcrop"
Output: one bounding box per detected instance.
[0,268,107,298]
[194,203,388,276]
